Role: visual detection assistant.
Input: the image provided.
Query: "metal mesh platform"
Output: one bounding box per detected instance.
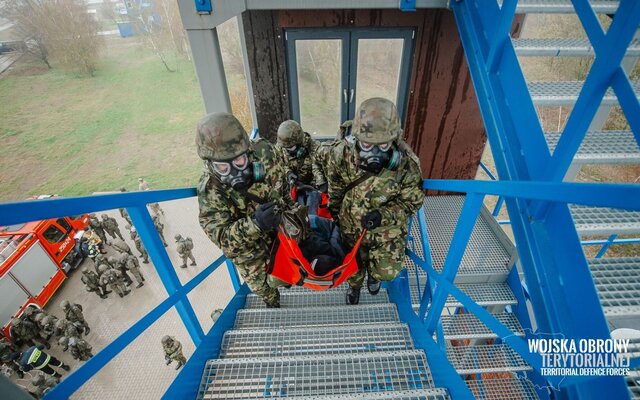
[628,370,640,400]
[529,80,640,106]
[589,258,640,318]
[197,351,434,399]
[513,38,640,57]
[447,344,532,374]
[245,289,389,308]
[514,0,619,14]
[234,304,400,330]
[409,283,517,309]
[422,196,512,282]
[466,377,540,400]
[441,313,525,340]
[570,204,640,235]
[546,130,640,164]
[296,389,451,399]
[220,324,414,358]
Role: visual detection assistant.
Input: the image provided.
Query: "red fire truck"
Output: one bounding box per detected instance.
[0,201,89,337]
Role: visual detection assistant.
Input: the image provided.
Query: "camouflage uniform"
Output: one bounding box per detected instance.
[81,267,107,299]
[111,238,134,256]
[99,265,130,298]
[161,336,186,369]
[119,208,133,225]
[10,318,48,349]
[61,301,90,335]
[110,255,133,286]
[31,374,58,399]
[68,337,93,361]
[150,202,164,216]
[138,178,150,191]
[153,215,168,247]
[120,252,145,287]
[89,214,108,245]
[197,113,299,307]
[128,226,149,263]
[327,98,423,293]
[56,319,84,340]
[276,120,320,186]
[0,338,23,378]
[102,214,124,241]
[175,235,196,269]
[40,315,59,340]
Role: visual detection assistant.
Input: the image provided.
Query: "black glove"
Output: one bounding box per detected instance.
[286,171,297,186]
[252,201,280,231]
[361,210,382,230]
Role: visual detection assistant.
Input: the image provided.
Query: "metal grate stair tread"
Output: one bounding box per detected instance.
[245,289,389,308]
[570,204,640,235]
[514,0,619,14]
[220,324,414,358]
[422,196,513,282]
[529,80,640,106]
[441,313,525,340]
[234,304,400,329]
[447,344,532,374]
[628,370,640,400]
[513,37,640,57]
[546,130,640,164]
[466,377,540,400]
[289,389,451,399]
[409,283,517,309]
[589,258,640,318]
[197,350,434,399]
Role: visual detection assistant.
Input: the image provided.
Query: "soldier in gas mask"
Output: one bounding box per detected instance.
[326,98,424,305]
[196,112,304,308]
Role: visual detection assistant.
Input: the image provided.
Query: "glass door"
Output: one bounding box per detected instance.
[286,28,414,138]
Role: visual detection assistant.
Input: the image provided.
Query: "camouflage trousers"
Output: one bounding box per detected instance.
[129,268,145,284]
[105,228,124,241]
[167,350,187,364]
[180,251,196,267]
[135,243,149,263]
[233,256,280,307]
[343,231,407,289]
[109,281,129,297]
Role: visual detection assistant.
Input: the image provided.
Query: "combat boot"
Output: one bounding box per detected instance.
[136,282,144,288]
[61,363,71,371]
[123,290,131,296]
[346,287,361,305]
[175,361,184,370]
[180,264,187,269]
[190,261,197,266]
[367,273,381,295]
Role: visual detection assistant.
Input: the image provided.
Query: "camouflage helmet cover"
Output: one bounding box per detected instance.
[352,97,402,144]
[58,336,69,345]
[34,313,45,323]
[81,267,89,273]
[161,335,171,344]
[276,120,304,147]
[23,307,35,317]
[195,113,250,161]
[98,264,109,273]
[174,234,182,241]
[101,214,108,220]
[107,256,117,264]
[32,374,45,386]
[60,300,70,309]
[55,319,67,329]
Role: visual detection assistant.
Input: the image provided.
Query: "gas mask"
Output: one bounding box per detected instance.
[207,153,265,191]
[357,141,402,174]
[284,144,307,160]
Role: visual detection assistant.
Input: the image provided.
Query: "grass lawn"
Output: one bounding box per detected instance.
[0,38,212,201]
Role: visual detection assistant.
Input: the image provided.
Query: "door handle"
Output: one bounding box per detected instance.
[343,89,347,103]
[349,89,354,103]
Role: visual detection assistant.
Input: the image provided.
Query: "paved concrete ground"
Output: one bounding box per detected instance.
[8,197,236,399]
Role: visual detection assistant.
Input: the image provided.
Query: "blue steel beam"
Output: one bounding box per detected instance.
[45,255,227,399]
[451,1,631,398]
[225,259,241,292]
[127,206,205,345]
[543,0,640,183]
[0,188,196,226]
[423,179,640,211]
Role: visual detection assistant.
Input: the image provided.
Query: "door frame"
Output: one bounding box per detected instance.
[285,28,415,136]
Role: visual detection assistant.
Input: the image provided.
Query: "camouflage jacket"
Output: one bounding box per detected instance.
[64,304,85,322]
[70,338,92,360]
[89,217,104,232]
[176,240,190,255]
[163,337,183,357]
[279,132,320,187]
[111,239,131,254]
[100,269,123,285]
[198,139,294,264]
[102,217,119,231]
[81,271,100,288]
[327,140,423,240]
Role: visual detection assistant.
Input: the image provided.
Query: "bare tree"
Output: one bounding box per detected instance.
[2,0,104,76]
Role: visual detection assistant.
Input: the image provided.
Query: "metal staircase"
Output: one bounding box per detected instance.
[196,288,452,399]
[406,196,540,399]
